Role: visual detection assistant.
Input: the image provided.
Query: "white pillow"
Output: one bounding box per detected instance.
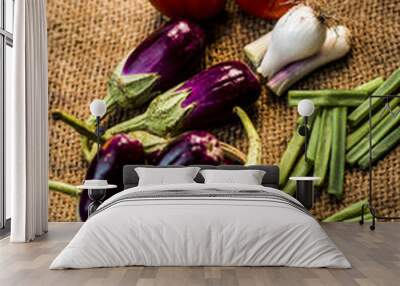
[135,167,200,186]
[200,169,265,185]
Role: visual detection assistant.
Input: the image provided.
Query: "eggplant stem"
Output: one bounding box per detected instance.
[80,138,97,163]
[104,113,148,138]
[49,180,81,197]
[219,142,247,164]
[52,110,105,144]
[233,106,262,165]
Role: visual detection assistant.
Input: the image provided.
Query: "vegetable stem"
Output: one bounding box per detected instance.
[358,127,400,169]
[104,113,148,139]
[346,106,400,165]
[244,32,271,68]
[322,199,368,222]
[288,90,368,107]
[233,106,262,165]
[313,109,333,187]
[81,139,97,162]
[348,67,400,127]
[52,110,102,143]
[328,107,347,198]
[104,88,193,137]
[49,180,81,197]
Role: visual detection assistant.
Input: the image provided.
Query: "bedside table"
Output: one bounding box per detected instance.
[289,177,320,210]
[77,183,117,217]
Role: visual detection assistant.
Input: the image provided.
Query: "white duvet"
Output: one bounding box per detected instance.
[50,183,351,269]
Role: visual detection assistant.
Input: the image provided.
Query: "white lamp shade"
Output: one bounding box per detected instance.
[297,99,315,117]
[90,99,107,117]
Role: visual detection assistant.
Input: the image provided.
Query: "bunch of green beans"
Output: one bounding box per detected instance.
[280,66,400,220]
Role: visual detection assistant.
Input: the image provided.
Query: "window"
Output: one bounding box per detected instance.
[0,0,14,233]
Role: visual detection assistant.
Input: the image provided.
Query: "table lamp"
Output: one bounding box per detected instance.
[297,99,315,162]
[90,99,107,162]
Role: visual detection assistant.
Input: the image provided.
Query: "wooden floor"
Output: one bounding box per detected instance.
[0,223,399,286]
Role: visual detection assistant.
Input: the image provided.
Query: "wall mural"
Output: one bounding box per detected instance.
[47,0,400,222]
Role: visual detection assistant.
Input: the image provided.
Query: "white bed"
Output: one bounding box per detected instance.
[50,182,350,269]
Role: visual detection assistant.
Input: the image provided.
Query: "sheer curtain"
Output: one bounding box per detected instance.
[8,0,49,242]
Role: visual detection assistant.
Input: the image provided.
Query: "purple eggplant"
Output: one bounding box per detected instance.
[105,61,261,137]
[92,19,205,124]
[52,109,248,165]
[79,134,145,221]
[153,131,224,165]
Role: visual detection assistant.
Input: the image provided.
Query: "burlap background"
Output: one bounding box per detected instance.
[47,0,400,221]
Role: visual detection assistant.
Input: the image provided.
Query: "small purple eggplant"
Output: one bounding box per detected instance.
[105,61,261,137]
[79,134,145,221]
[94,19,205,124]
[153,131,224,165]
[51,109,248,165]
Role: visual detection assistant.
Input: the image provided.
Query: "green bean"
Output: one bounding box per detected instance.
[279,130,305,187]
[306,109,322,162]
[328,107,347,198]
[354,77,384,94]
[348,67,400,127]
[343,213,373,222]
[279,114,317,187]
[313,109,333,187]
[283,156,313,196]
[346,106,400,165]
[288,90,368,107]
[347,97,400,150]
[358,126,400,169]
[323,199,368,222]
[233,106,262,165]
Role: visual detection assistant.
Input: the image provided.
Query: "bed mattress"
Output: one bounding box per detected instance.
[50,183,350,269]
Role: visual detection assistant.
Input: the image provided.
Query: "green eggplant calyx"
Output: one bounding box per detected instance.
[85,72,160,127]
[129,131,169,154]
[145,87,194,136]
[105,87,194,137]
[107,72,160,108]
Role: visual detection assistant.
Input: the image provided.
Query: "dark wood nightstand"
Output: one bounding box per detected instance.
[289,177,320,210]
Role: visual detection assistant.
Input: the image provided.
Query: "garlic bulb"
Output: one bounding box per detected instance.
[257,4,327,78]
[267,25,352,96]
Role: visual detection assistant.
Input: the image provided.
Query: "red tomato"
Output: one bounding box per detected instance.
[148,0,227,21]
[236,0,294,20]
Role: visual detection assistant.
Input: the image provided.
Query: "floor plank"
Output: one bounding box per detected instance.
[0,222,399,286]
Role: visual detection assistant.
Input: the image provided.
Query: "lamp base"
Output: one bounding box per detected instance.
[296,180,314,210]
